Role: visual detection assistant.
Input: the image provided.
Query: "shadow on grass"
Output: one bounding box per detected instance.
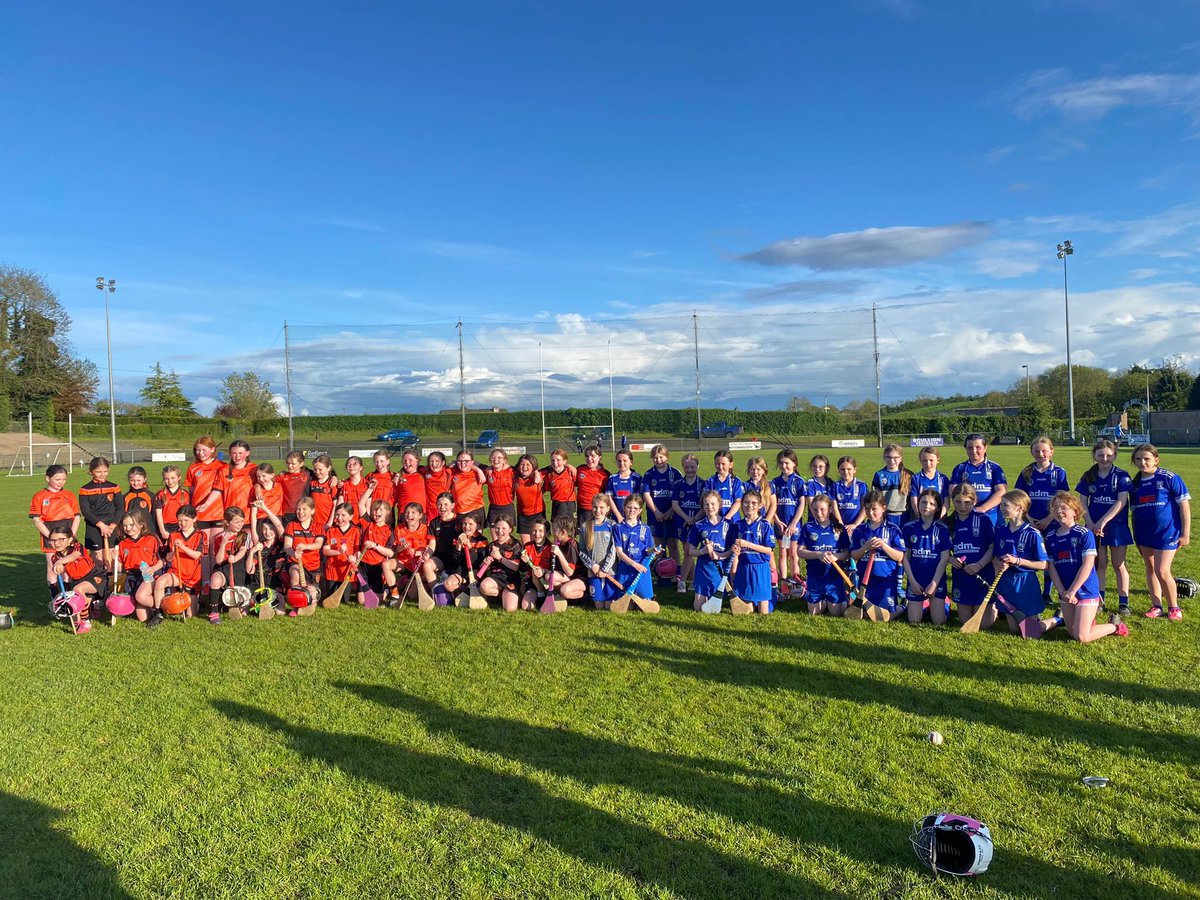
[327,684,1175,900]
[587,635,1200,768]
[0,789,131,898]
[0,550,54,624]
[214,698,845,899]
[650,617,1200,709]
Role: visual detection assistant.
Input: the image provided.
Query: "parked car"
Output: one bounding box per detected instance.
[472,429,500,449]
[385,432,421,452]
[377,428,417,442]
[693,421,744,439]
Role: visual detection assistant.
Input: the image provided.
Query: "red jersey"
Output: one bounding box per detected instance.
[154,486,191,531]
[523,540,552,571]
[360,521,395,566]
[221,463,258,516]
[253,482,284,517]
[394,523,430,569]
[338,477,370,524]
[323,524,362,581]
[366,470,395,507]
[486,467,517,507]
[284,520,325,572]
[540,465,578,504]
[30,488,79,524]
[451,468,485,514]
[186,459,225,521]
[54,541,97,581]
[575,465,610,512]
[422,467,453,518]
[277,469,312,515]
[118,534,161,571]
[167,530,207,589]
[515,473,546,517]
[394,471,426,513]
[309,476,339,527]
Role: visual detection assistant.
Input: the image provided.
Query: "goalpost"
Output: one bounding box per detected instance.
[7,413,76,477]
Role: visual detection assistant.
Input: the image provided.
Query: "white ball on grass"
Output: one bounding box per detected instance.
[928,731,944,746]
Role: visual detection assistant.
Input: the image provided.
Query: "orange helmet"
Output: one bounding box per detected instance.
[161,589,191,616]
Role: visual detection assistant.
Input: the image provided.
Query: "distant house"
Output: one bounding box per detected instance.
[438,406,508,415]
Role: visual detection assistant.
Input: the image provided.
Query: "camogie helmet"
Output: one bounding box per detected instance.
[161,588,192,617]
[910,812,993,876]
[654,558,678,580]
[49,591,89,630]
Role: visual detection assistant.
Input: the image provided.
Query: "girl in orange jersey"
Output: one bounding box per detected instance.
[514,453,546,543]
[484,448,518,531]
[422,451,454,520]
[520,518,553,610]
[307,454,340,529]
[391,501,432,604]
[393,450,427,522]
[574,444,610,518]
[186,436,225,586]
[359,499,398,600]
[30,464,81,582]
[322,502,362,601]
[480,513,523,612]
[154,465,191,540]
[155,505,207,620]
[210,506,253,622]
[451,450,488,529]
[284,497,325,614]
[251,463,285,534]
[46,525,106,634]
[365,450,396,508]
[540,448,578,523]
[117,511,163,622]
[337,456,371,525]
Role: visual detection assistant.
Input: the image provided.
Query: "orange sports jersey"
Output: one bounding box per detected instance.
[30,488,79,524]
[277,469,312,515]
[360,521,395,566]
[221,463,258,515]
[451,468,485,513]
[540,465,578,504]
[154,486,191,529]
[338,478,370,523]
[323,524,362,581]
[515,473,546,516]
[186,459,226,521]
[217,530,250,562]
[486,467,517,507]
[119,534,161,571]
[253,481,284,517]
[366,470,395,507]
[284,520,325,572]
[167,530,207,589]
[393,523,430,568]
[422,468,453,517]
[575,466,610,512]
[393,471,426,513]
[124,489,154,518]
[55,542,97,581]
[522,540,552,571]
[309,476,339,526]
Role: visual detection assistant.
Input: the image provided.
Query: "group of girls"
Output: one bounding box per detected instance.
[765,434,1190,644]
[30,432,1189,639]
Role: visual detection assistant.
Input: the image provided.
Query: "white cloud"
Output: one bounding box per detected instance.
[972,240,1045,279]
[738,222,992,270]
[1009,67,1200,123]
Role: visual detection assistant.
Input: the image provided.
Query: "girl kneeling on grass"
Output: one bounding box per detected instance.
[154,505,206,624]
[731,489,775,615]
[46,525,107,634]
[480,513,523,612]
[798,494,848,616]
[209,506,253,622]
[848,491,906,621]
[284,497,324,616]
[992,490,1049,634]
[1038,492,1127,642]
[579,494,618,609]
[614,496,656,605]
[442,515,487,600]
[688,490,732,613]
[901,488,950,624]
[550,515,587,603]
[520,519,553,610]
[118,512,162,625]
[948,484,995,628]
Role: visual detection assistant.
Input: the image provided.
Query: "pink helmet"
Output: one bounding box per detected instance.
[654,558,678,580]
[910,812,993,876]
[106,593,136,617]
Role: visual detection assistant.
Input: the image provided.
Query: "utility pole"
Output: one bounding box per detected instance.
[284,320,295,451]
[872,303,883,449]
[458,319,467,450]
[693,311,703,449]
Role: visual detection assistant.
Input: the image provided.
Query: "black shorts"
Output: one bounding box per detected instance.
[39,519,75,552]
[517,512,546,535]
[487,503,516,527]
[196,520,222,531]
[483,572,521,594]
[550,501,577,524]
[84,522,119,551]
[65,568,108,595]
[360,561,386,593]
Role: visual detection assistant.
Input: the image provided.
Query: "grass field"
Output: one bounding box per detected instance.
[2,445,1198,899]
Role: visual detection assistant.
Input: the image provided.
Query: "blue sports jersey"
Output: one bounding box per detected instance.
[1129,468,1190,549]
[771,472,806,528]
[911,470,949,505]
[606,472,643,512]
[672,477,702,521]
[831,479,869,525]
[902,518,951,594]
[641,465,681,515]
[704,473,745,520]
[801,520,847,588]
[950,459,1007,523]
[950,511,995,565]
[849,522,905,585]
[1015,464,1069,522]
[806,476,834,499]
[1045,525,1101,599]
[871,468,909,517]
[614,521,654,565]
[994,520,1049,615]
[1075,466,1132,524]
[732,517,775,564]
[688,517,731,552]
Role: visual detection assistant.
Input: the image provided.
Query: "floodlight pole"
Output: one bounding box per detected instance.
[1022,365,1030,398]
[607,339,616,452]
[283,320,295,451]
[95,277,118,463]
[872,303,883,449]
[1057,241,1076,444]
[693,312,702,450]
[458,319,467,450]
[539,342,546,454]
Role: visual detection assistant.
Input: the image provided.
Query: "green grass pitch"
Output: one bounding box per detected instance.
[1,445,1198,898]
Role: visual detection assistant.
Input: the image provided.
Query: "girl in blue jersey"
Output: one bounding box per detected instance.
[909,446,949,517]
[671,453,703,593]
[641,444,682,578]
[731,490,776,615]
[614,496,655,602]
[605,450,642,520]
[950,434,1007,524]
[832,456,868,536]
[705,450,745,522]
[1014,437,1069,531]
[849,491,906,619]
[992,489,1049,632]
[902,488,951,624]
[871,444,912,528]
[1076,439,1134,614]
[772,449,807,584]
[798,494,849,616]
[1128,444,1191,620]
[806,455,836,515]
[948,483,996,626]
[1040,492,1127,642]
[578,494,618,609]
[687,490,733,612]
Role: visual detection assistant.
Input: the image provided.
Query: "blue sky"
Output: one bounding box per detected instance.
[4,1,1200,415]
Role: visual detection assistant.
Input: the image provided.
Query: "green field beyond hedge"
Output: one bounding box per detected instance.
[1,446,1198,899]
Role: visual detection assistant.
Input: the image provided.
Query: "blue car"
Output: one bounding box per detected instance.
[377,428,416,442]
[473,430,500,449]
